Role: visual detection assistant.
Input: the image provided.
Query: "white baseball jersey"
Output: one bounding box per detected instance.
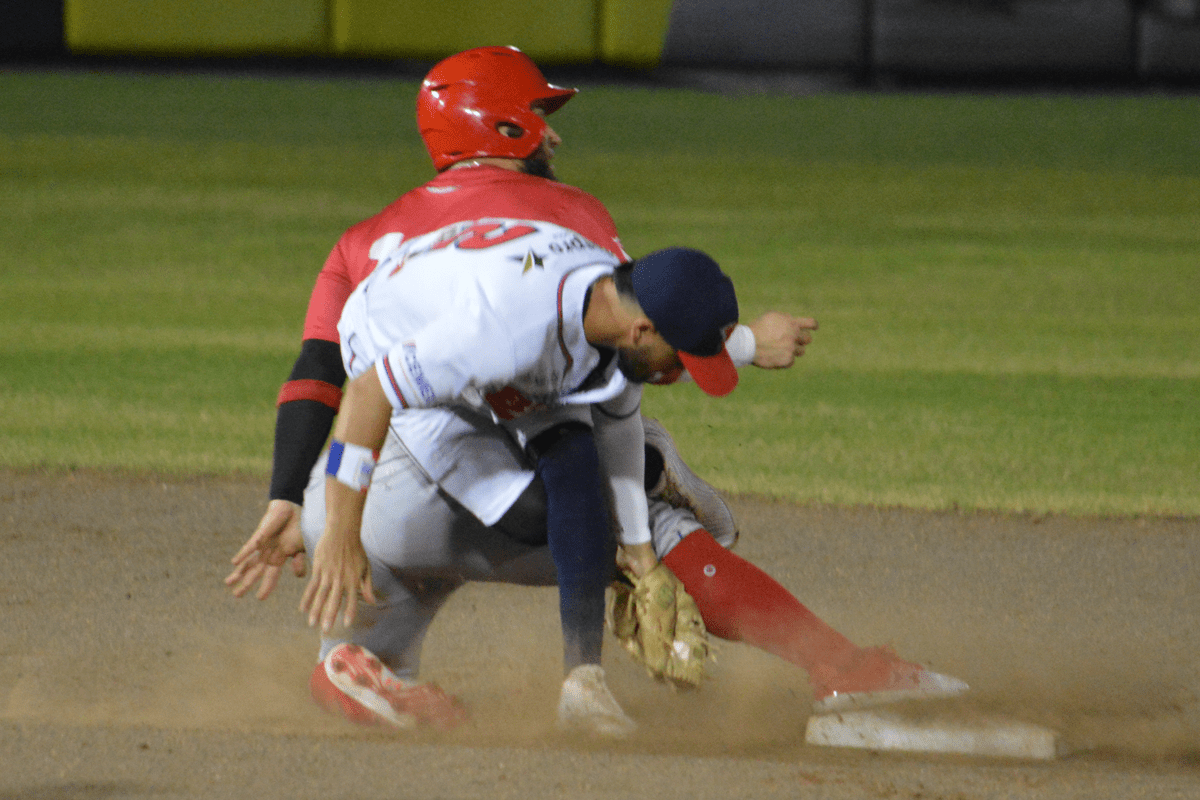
[338,218,650,543]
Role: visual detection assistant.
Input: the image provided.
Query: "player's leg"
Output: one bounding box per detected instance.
[300,443,469,730]
[528,422,635,738]
[527,422,616,674]
[655,513,965,710]
[302,429,625,734]
[646,500,855,668]
[640,421,856,673]
[381,421,632,738]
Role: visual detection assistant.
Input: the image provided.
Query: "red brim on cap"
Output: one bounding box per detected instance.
[679,347,738,397]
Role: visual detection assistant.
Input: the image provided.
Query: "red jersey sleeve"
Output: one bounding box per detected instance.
[300,212,387,342]
[301,241,355,343]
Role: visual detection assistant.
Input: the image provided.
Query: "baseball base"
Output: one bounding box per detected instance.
[805,709,1063,760]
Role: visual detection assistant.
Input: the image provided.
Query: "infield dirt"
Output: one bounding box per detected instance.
[2,469,1198,799]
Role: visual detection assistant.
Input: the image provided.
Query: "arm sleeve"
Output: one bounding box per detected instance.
[591,384,651,546]
[268,338,347,504]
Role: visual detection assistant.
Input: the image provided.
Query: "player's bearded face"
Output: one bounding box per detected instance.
[616,349,654,383]
[521,117,560,181]
[521,143,557,180]
[617,343,681,384]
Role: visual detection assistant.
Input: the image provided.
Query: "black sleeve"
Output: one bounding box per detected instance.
[287,337,346,386]
[268,339,347,504]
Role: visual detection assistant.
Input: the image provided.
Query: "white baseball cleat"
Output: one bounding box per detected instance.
[310,643,467,731]
[810,646,969,714]
[643,416,739,548]
[556,664,637,739]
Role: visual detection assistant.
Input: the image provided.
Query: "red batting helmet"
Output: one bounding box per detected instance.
[417,46,577,171]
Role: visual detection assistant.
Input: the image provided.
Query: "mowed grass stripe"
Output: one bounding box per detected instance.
[1,69,1196,515]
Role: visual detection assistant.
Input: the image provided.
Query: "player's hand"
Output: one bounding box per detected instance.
[617,541,659,579]
[749,312,818,369]
[225,499,307,600]
[300,522,376,634]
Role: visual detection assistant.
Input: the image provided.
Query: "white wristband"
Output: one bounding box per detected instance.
[725,323,756,368]
[326,440,378,492]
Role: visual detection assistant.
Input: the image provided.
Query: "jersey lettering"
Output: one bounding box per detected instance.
[368,232,405,264]
[429,221,538,252]
[548,234,602,255]
[402,342,438,405]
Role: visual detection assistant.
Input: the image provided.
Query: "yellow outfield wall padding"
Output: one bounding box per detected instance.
[65,0,329,55]
[331,0,598,62]
[600,0,674,68]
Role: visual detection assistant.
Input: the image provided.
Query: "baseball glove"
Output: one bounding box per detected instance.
[607,562,711,688]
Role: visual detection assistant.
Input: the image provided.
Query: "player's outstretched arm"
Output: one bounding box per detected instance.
[300,368,389,633]
[747,312,817,369]
[225,499,307,600]
[303,480,375,633]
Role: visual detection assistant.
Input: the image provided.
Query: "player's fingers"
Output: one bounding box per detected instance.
[256,566,282,600]
[291,552,307,578]
[300,574,323,622]
[306,584,327,629]
[229,571,258,598]
[795,317,818,330]
[319,578,344,633]
[223,560,248,586]
[313,580,337,630]
[226,559,261,595]
[228,577,252,597]
[342,589,358,629]
[229,537,262,566]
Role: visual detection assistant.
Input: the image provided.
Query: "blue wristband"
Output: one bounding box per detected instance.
[326,439,377,492]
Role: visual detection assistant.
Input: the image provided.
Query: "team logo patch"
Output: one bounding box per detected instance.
[402,342,437,405]
[518,250,546,274]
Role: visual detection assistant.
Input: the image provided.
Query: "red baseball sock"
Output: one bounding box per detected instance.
[662,529,859,675]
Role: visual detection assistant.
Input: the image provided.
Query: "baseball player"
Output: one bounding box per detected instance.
[226,46,965,737]
[311,233,743,738]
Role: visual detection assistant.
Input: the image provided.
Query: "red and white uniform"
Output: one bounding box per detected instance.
[285,166,637,528]
[338,217,650,544]
[303,166,627,345]
[285,165,750,536]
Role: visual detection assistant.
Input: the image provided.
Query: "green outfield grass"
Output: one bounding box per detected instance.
[1,68,1197,516]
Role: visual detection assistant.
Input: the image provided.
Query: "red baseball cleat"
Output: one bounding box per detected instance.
[310,643,467,731]
[810,646,968,714]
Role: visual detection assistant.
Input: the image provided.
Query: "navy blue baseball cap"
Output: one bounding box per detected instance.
[631,247,739,397]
